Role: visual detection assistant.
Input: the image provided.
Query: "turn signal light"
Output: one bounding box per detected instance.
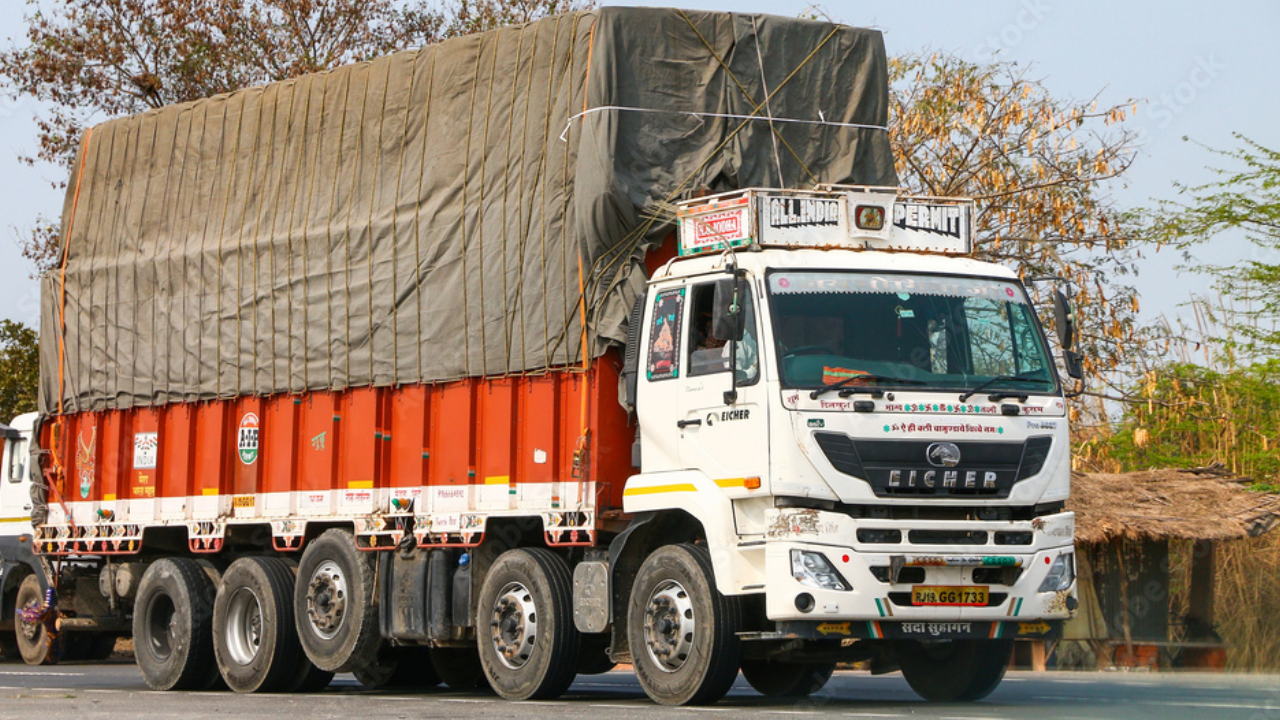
[745,477,761,490]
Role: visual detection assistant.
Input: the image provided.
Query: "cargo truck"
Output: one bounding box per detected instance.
[13,7,1079,706]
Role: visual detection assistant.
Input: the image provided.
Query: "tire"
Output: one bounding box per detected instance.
[476,548,580,700]
[897,639,1013,702]
[741,659,835,697]
[354,644,440,690]
[15,574,59,665]
[213,557,305,693]
[627,543,743,706]
[294,529,379,673]
[430,646,489,691]
[133,558,220,690]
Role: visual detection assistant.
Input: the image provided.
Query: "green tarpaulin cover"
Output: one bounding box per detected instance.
[40,7,896,414]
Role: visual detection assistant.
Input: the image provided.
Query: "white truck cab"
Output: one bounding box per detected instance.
[0,413,36,536]
[617,188,1078,701]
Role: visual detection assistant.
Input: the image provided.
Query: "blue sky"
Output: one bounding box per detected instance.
[1,1,1276,335]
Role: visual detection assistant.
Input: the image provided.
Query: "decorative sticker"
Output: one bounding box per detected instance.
[646,288,685,382]
[75,427,96,499]
[238,413,260,465]
[133,432,158,470]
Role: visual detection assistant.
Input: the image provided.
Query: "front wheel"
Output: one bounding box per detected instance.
[627,543,742,706]
[741,659,835,697]
[896,639,1013,702]
[15,574,58,665]
[476,548,580,700]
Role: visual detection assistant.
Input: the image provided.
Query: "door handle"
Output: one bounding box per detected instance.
[676,419,702,429]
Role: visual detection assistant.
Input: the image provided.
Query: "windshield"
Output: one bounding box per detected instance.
[767,271,1058,395]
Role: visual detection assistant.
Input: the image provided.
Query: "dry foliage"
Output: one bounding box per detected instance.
[1215,532,1280,670]
[890,53,1145,378]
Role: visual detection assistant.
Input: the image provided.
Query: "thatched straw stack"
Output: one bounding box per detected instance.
[1069,466,1280,544]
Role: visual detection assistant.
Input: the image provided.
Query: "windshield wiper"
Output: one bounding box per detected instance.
[957,373,1048,402]
[810,374,926,400]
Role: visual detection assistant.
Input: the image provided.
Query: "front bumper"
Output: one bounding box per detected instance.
[762,507,1077,623]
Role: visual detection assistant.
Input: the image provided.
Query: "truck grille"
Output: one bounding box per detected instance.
[813,433,1053,499]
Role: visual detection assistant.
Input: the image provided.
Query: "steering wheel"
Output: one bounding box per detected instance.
[781,344,832,359]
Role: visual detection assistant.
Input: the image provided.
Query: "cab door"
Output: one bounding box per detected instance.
[675,279,769,484]
[0,428,32,534]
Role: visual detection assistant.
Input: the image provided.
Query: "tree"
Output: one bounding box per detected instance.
[1,0,585,275]
[0,320,39,423]
[889,54,1145,379]
[1150,136,1280,362]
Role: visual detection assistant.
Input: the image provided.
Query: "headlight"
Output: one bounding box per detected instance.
[1038,552,1075,592]
[791,550,850,591]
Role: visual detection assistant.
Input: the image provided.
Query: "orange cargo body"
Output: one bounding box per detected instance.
[36,357,633,557]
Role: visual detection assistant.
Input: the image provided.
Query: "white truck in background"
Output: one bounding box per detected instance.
[1,412,121,664]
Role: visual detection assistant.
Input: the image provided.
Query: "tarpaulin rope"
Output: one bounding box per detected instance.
[52,128,93,538]
[557,106,888,143]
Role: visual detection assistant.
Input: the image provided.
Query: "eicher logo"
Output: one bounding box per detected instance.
[706,408,751,426]
[768,198,840,229]
[894,203,964,238]
[926,442,961,467]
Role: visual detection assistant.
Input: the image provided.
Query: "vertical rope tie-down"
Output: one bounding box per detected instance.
[53,128,93,537]
[572,251,591,507]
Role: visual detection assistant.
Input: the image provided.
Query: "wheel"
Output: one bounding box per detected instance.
[354,644,440,690]
[294,529,379,673]
[576,634,617,675]
[741,659,835,697]
[133,558,220,690]
[213,557,307,693]
[476,548,580,700]
[627,543,743,706]
[430,646,489,691]
[15,574,59,665]
[896,639,1013,702]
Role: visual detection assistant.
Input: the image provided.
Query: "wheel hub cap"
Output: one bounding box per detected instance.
[307,559,348,639]
[644,579,695,673]
[225,587,264,665]
[488,582,538,670]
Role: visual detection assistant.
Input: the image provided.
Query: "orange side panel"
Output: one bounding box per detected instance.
[477,379,516,488]
[193,403,228,498]
[299,393,338,493]
[340,389,378,490]
[432,381,476,486]
[41,354,638,525]
[388,386,428,488]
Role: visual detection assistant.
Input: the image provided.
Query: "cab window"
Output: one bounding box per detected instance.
[687,283,759,385]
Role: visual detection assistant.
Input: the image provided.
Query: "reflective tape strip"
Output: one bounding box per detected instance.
[623,483,698,497]
[715,478,746,488]
[348,480,374,490]
[485,476,510,486]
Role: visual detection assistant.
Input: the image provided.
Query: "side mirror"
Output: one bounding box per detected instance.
[1052,290,1075,350]
[712,277,747,342]
[1063,349,1084,380]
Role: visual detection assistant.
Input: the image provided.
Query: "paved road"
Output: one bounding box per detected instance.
[0,661,1277,719]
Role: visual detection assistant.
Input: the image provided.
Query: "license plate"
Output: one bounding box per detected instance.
[911,585,989,606]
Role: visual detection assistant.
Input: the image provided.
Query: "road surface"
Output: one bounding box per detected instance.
[0,661,1276,719]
